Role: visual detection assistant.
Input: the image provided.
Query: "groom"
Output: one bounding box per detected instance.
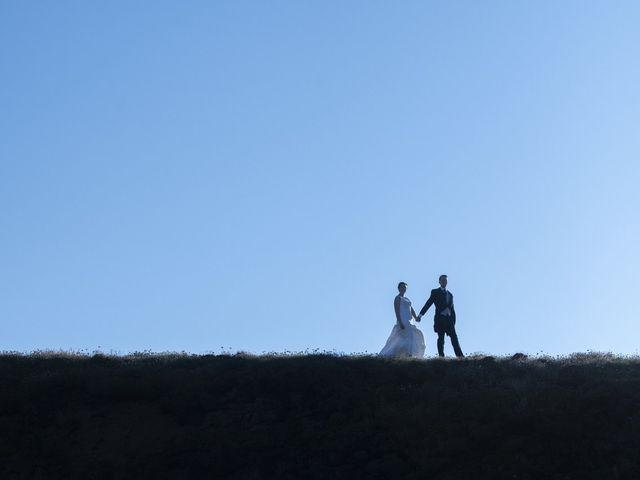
[417,275,464,357]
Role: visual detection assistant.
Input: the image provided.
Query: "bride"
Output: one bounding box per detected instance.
[380,282,426,358]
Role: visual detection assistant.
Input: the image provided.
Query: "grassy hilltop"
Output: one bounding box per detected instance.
[2,352,640,479]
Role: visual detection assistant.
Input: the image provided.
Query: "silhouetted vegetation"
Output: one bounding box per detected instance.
[2,352,640,479]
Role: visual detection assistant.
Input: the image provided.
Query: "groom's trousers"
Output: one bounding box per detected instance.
[436,317,464,357]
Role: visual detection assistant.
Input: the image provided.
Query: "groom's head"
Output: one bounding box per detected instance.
[439,275,448,288]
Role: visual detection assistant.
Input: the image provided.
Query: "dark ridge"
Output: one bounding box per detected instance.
[1,352,639,479]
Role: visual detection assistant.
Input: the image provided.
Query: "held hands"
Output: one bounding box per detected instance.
[415,314,422,322]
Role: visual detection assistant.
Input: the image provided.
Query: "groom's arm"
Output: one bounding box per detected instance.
[419,292,435,317]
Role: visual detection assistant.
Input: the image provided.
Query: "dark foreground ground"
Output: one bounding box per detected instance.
[2,352,640,479]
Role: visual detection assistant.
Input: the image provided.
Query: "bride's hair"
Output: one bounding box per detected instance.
[397,282,407,290]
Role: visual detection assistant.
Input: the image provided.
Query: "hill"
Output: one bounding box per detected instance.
[1,352,640,479]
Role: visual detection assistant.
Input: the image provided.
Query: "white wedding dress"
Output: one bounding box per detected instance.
[380,295,426,358]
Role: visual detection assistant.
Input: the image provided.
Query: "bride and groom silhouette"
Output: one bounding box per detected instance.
[380,275,464,358]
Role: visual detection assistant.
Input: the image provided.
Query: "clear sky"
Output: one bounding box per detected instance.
[2,1,639,356]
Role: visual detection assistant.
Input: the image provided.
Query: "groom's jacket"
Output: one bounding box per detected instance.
[419,288,456,323]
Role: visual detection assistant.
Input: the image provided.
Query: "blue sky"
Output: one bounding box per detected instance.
[2,1,639,356]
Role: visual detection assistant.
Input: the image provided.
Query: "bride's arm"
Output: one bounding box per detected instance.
[411,306,418,320]
[394,296,405,329]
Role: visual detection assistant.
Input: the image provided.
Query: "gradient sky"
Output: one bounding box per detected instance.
[2,1,639,356]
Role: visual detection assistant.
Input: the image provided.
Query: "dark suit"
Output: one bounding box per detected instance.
[420,288,464,357]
